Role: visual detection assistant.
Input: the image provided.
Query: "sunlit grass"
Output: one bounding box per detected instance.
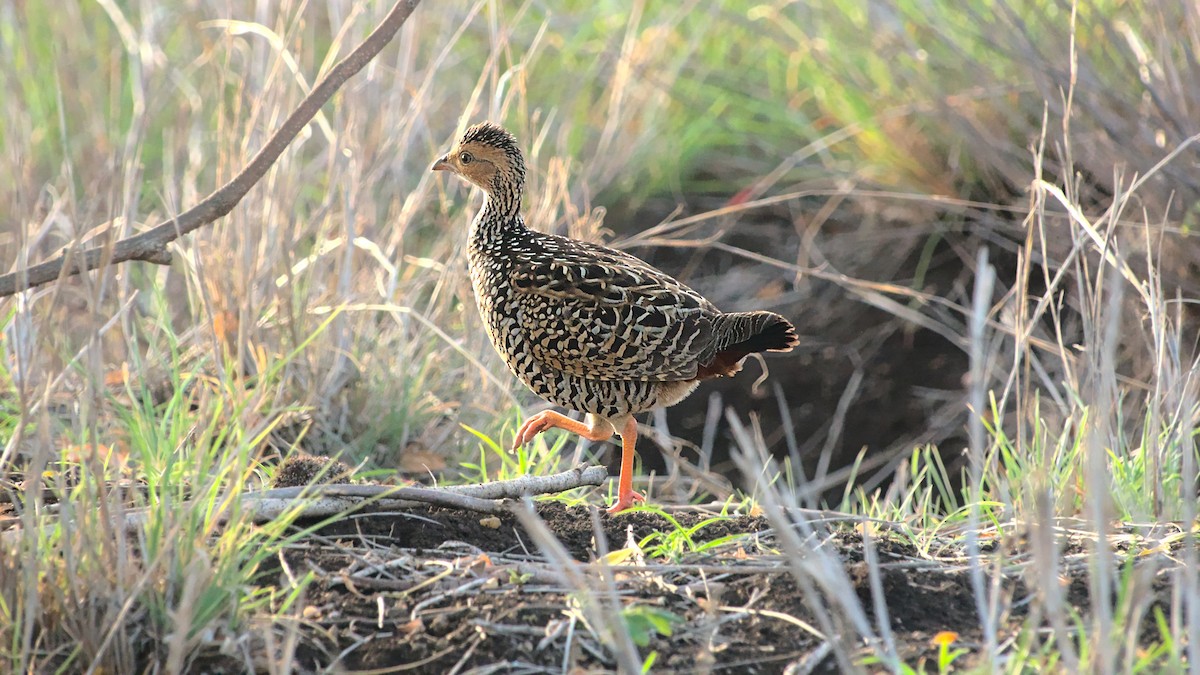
[0,311,335,671]
[2,0,1198,670]
[635,510,742,561]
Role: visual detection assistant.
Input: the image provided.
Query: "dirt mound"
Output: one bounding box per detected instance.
[172,502,1177,673]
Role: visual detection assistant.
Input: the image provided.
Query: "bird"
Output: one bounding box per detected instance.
[433,121,798,513]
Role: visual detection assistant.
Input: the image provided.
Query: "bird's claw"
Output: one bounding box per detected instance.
[606,490,645,515]
[512,413,551,450]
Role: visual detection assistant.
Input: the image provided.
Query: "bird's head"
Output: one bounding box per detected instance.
[432,121,526,195]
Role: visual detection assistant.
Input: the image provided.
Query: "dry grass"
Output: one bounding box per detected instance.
[1,0,1198,671]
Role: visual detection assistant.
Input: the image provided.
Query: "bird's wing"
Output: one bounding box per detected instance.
[510,241,717,381]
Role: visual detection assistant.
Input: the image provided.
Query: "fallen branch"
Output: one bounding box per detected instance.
[0,0,423,298]
[0,466,610,540]
[249,485,514,518]
[247,465,610,520]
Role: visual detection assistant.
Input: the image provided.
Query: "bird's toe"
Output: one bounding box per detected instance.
[605,489,645,515]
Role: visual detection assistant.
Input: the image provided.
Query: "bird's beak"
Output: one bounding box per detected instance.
[432,155,452,172]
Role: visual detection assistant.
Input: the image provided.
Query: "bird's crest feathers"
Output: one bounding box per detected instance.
[462,122,520,156]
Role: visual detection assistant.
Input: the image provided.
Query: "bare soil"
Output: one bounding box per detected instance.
[181,500,1179,674]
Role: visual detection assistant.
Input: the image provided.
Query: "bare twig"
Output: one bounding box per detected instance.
[0,0,423,298]
[249,485,512,518]
[246,465,611,520]
[0,465,609,539]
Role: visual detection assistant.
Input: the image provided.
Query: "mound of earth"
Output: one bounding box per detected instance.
[187,501,1181,673]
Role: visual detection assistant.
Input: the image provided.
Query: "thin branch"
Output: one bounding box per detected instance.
[0,466,611,540]
[0,0,423,298]
[250,485,514,518]
[245,465,611,520]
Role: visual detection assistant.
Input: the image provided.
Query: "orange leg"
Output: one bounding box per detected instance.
[606,417,645,514]
[512,411,614,450]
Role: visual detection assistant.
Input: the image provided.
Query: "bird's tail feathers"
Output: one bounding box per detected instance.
[696,311,798,379]
[719,311,799,353]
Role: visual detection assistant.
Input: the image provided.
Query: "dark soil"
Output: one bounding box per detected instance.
[182,501,1179,674]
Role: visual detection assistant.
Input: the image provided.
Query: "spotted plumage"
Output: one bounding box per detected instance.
[433,122,798,513]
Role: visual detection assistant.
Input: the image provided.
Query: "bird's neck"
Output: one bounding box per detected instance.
[470,182,525,243]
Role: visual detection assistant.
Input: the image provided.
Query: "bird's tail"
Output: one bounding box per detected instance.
[696,311,798,379]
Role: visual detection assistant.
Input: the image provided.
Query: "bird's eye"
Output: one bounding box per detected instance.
[459,152,474,164]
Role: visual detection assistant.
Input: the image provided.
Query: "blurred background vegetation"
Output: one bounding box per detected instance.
[2,0,1197,490]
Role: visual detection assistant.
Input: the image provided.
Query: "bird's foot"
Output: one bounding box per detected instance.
[606,490,645,515]
[512,411,555,450]
[512,410,614,450]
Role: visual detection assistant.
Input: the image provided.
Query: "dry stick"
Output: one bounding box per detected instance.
[246,465,610,520]
[251,485,510,518]
[0,0,423,299]
[0,466,610,540]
